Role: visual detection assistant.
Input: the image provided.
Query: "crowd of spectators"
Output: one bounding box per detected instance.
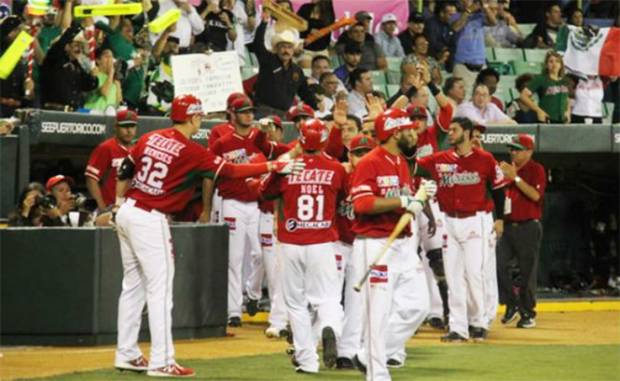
[0,0,618,125]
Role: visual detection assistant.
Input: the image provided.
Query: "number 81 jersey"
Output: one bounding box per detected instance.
[261,152,345,245]
[125,128,225,214]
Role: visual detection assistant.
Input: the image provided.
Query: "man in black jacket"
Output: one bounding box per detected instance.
[251,13,314,118]
[40,23,98,111]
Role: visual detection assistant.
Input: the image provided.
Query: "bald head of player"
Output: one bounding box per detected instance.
[448,117,476,155]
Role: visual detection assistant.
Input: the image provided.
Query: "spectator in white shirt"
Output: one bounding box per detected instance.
[568,72,605,124]
[347,68,373,120]
[153,0,205,50]
[375,13,405,58]
[456,83,516,125]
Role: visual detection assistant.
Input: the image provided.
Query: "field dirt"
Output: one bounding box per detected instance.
[1,309,619,380]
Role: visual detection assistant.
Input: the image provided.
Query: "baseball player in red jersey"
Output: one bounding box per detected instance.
[85,109,137,211]
[112,94,304,377]
[334,134,376,369]
[285,103,347,159]
[350,108,433,381]
[415,117,506,342]
[208,96,288,327]
[261,119,345,374]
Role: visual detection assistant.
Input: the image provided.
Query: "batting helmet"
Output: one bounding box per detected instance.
[374,108,416,142]
[170,94,203,123]
[286,103,315,122]
[299,118,328,151]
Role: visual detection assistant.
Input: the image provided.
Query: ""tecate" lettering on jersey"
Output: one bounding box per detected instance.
[440,171,481,187]
[288,169,335,185]
[146,134,186,157]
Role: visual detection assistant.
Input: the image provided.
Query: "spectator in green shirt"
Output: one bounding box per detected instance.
[84,48,122,112]
[520,50,571,123]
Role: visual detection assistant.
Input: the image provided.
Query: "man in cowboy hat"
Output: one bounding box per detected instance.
[250,10,315,118]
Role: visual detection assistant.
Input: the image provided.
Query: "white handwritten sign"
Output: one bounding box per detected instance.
[171,51,243,113]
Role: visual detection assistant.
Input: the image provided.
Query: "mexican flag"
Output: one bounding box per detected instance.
[555,25,620,76]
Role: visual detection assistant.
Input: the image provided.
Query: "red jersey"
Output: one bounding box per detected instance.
[262,152,345,245]
[125,128,228,214]
[416,148,505,214]
[351,146,414,238]
[505,159,546,222]
[416,103,453,158]
[211,129,273,202]
[85,138,131,206]
[335,171,355,244]
[208,122,235,149]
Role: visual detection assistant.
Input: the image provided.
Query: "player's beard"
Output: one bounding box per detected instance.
[450,133,465,146]
[397,135,417,159]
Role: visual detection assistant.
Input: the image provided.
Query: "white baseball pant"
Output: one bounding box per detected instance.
[482,211,498,326]
[443,212,487,338]
[115,200,175,370]
[417,200,447,320]
[280,242,343,373]
[355,236,429,381]
[222,199,261,319]
[335,240,362,360]
[211,189,223,223]
[260,212,287,329]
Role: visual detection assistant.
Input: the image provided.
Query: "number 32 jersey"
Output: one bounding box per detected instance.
[262,152,345,245]
[125,128,226,214]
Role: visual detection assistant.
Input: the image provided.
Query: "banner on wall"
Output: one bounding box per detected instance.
[171,51,244,113]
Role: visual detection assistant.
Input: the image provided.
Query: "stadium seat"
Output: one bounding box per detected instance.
[511,60,543,75]
[371,70,387,85]
[603,102,615,124]
[386,57,402,71]
[493,48,525,63]
[518,23,536,37]
[485,47,495,61]
[386,70,401,85]
[373,84,387,97]
[495,86,513,105]
[499,75,518,89]
[330,55,341,69]
[386,84,400,98]
[487,61,514,75]
[523,49,550,63]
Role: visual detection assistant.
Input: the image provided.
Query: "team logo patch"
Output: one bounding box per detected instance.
[286,218,298,232]
[335,254,343,271]
[224,217,236,231]
[369,264,388,284]
[261,233,273,247]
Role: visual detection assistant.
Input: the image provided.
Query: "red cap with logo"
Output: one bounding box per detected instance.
[507,134,535,151]
[406,104,428,120]
[116,109,138,127]
[299,119,328,151]
[374,108,417,142]
[229,96,255,113]
[349,134,376,152]
[170,94,204,123]
[46,174,74,191]
[286,103,315,122]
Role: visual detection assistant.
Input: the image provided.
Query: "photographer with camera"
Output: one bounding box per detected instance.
[8,183,48,227]
[40,175,93,227]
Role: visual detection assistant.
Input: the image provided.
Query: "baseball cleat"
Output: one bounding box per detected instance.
[227,316,242,327]
[336,357,354,370]
[115,355,149,372]
[285,345,296,356]
[246,298,259,317]
[428,317,446,330]
[279,328,290,341]
[502,306,519,324]
[386,358,403,368]
[441,331,468,343]
[321,326,337,369]
[352,355,367,375]
[147,363,195,378]
[470,327,487,342]
[517,317,536,328]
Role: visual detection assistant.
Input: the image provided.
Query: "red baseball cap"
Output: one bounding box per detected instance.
[266,115,283,129]
[507,134,534,151]
[46,175,74,191]
[286,103,315,121]
[226,92,246,109]
[349,134,376,152]
[116,109,138,127]
[406,104,428,120]
[230,96,255,113]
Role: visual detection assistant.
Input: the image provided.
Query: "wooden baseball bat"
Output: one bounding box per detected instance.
[353,212,414,292]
